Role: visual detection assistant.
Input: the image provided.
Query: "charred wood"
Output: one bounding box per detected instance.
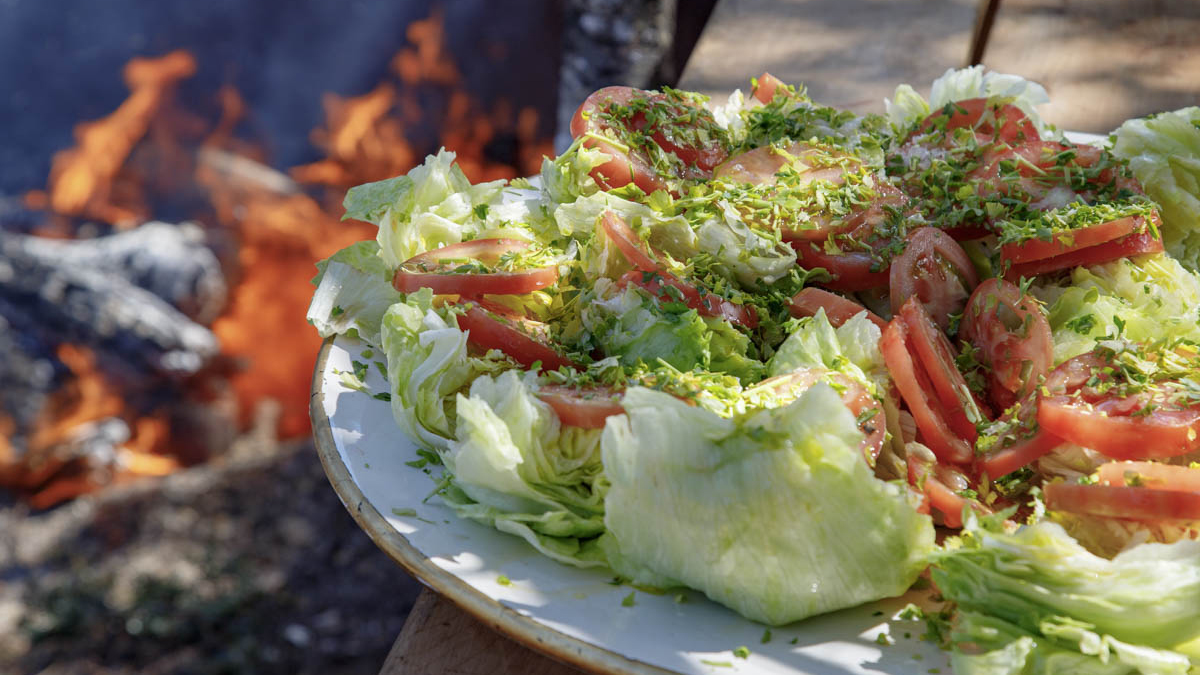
[2,221,226,323]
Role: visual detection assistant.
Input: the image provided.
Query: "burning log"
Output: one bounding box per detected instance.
[0,224,221,385]
[3,221,227,323]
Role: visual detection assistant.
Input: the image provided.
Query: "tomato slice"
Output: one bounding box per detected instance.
[788,287,887,331]
[959,278,1054,409]
[620,270,759,329]
[603,211,758,329]
[456,303,577,372]
[1044,482,1200,522]
[757,368,885,464]
[908,447,987,528]
[881,316,975,465]
[1096,461,1200,491]
[393,239,557,296]
[536,385,624,429]
[599,210,660,272]
[751,72,787,104]
[913,98,1038,146]
[713,141,856,189]
[794,242,891,291]
[1000,215,1143,265]
[1038,350,1200,460]
[1003,227,1164,280]
[978,430,1062,479]
[570,86,729,195]
[889,227,979,332]
[899,298,984,444]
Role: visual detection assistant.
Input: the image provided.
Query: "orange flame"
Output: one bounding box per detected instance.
[31,51,197,226]
[7,5,554,504]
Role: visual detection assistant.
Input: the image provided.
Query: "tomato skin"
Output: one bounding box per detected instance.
[1003,228,1164,280]
[1096,462,1200,492]
[1000,215,1141,265]
[977,428,1063,478]
[914,98,1039,146]
[1044,482,1200,522]
[1038,398,1200,460]
[899,298,983,444]
[570,86,729,195]
[788,287,887,331]
[751,72,787,104]
[713,141,855,191]
[794,242,891,291]
[907,447,985,528]
[536,385,624,429]
[456,304,576,372]
[960,278,1054,408]
[620,270,759,329]
[602,211,758,329]
[881,316,975,465]
[599,211,660,272]
[889,227,979,331]
[394,239,557,296]
[1038,350,1200,460]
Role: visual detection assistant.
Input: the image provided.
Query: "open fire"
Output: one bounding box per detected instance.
[1,7,555,508]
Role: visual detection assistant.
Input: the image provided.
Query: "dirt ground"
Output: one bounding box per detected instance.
[0,432,422,675]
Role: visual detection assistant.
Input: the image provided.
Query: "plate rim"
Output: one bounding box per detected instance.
[310,337,678,675]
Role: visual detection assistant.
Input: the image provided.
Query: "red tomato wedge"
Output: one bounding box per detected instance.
[536,385,625,429]
[756,369,885,464]
[1038,350,1200,460]
[602,211,758,329]
[1003,228,1164,280]
[914,98,1038,146]
[889,227,979,332]
[394,239,558,296]
[959,278,1054,409]
[881,316,975,465]
[1000,215,1145,265]
[899,298,984,444]
[456,303,576,373]
[788,288,887,331]
[1044,482,1200,522]
[570,86,729,195]
[908,448,987,528]
[751,72,787,104]
[794,242,891,291]
[1096,462,1200,492]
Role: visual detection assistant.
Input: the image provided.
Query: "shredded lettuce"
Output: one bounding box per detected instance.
[600,384,934,625]
[1111,107,1200,271]
[1032,254,1200,363]
[582,280,765,382]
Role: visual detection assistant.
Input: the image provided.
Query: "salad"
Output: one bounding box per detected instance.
[309,67,1200,674]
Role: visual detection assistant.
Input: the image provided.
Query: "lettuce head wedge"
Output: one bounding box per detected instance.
[600,383,934,625]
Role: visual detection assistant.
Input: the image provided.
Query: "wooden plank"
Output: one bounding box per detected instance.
[380,588,588,675]
[677,0,982,112]
[979,0,1200,133]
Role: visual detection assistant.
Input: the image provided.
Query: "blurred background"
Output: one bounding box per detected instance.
[0,0,715,672]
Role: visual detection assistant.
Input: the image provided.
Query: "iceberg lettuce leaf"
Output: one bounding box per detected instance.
[933,516,1200,653]
[1112,107,1200,271]
[601,384,934,625]
[308,240,402,344]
